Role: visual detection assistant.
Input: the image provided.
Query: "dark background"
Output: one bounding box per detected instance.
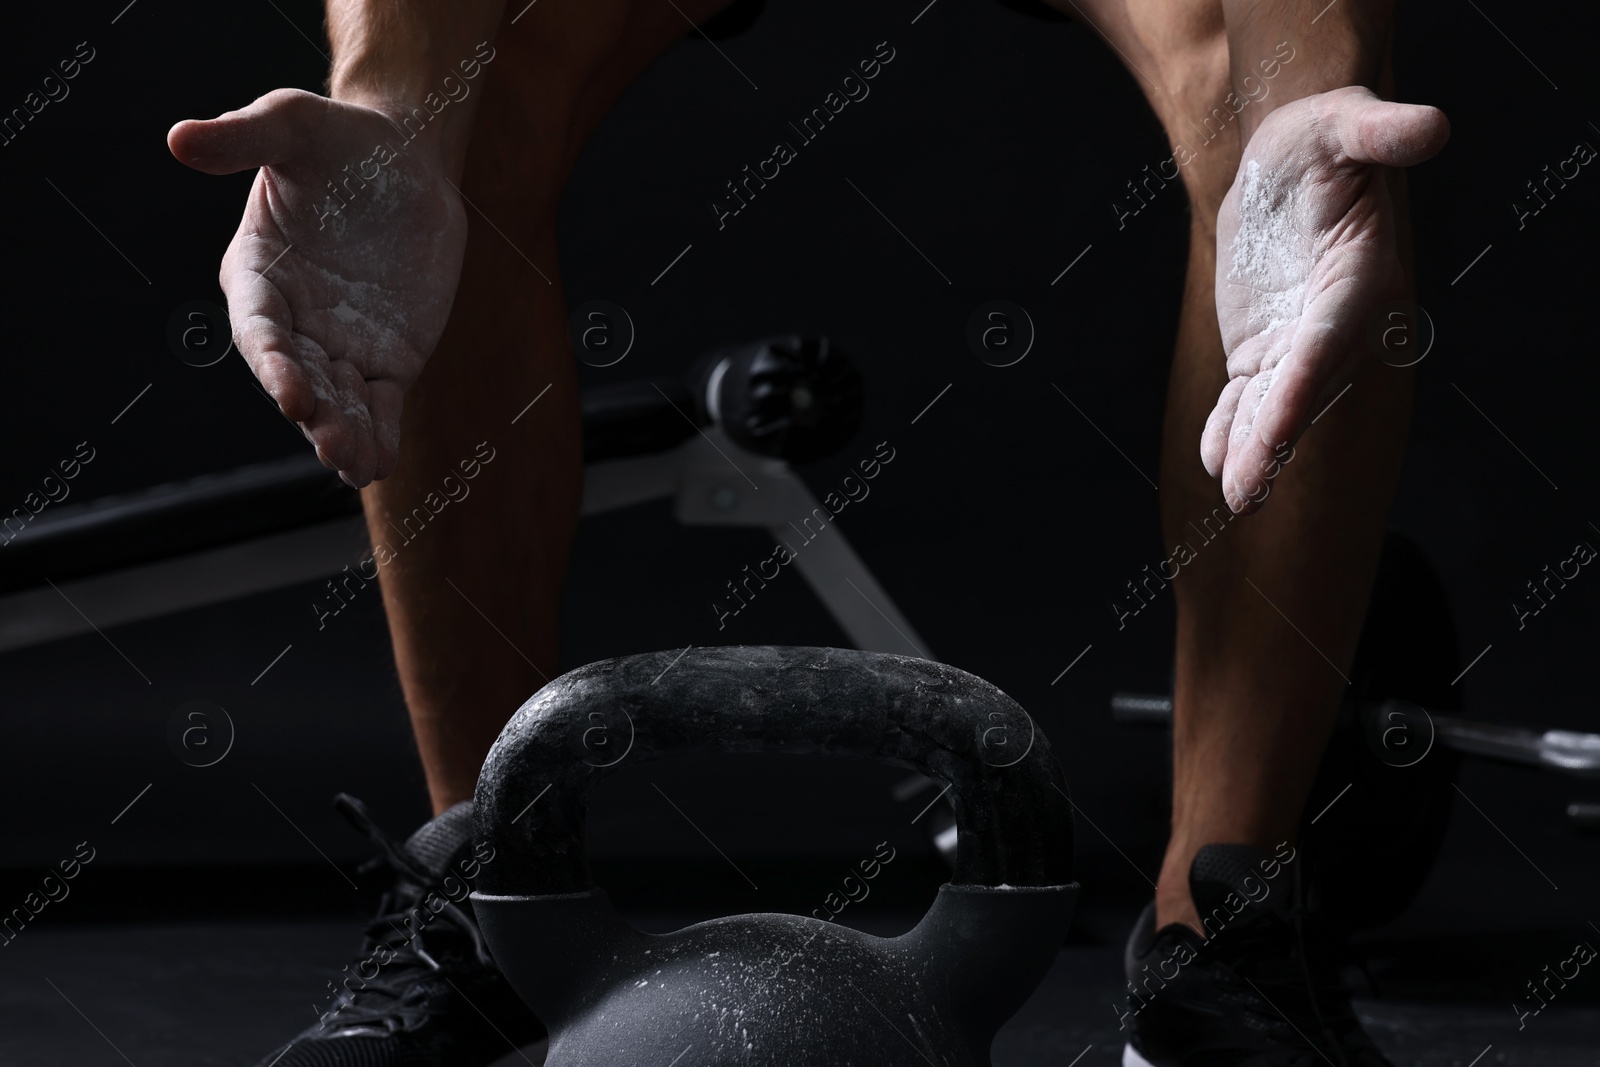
[2,0,1599,1060]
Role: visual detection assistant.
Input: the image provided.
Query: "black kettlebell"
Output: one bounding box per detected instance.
[472,645,1078,1066]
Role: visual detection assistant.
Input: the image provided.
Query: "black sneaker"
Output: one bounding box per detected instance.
[256,794,546,1067]
[1119,843,1390,1067]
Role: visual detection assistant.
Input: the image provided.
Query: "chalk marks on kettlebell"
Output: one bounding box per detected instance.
[510,783,552,825]
[845,978,939,1064]
[981,707,1036,768]
[765,841,899,980]
[650,645,693,685]
[578,706,635,768]
[471,648,1078,1063]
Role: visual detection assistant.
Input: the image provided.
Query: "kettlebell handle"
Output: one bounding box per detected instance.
[474,646,1073,895]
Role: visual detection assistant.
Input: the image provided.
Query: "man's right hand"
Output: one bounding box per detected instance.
[169,89,468,487]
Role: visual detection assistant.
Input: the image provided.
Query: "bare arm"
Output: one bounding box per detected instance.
[1223,0,1394,140]
[325,0,507,177]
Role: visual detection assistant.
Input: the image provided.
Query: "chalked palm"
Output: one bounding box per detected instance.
[169,89,466,487]
[1208,86,1449,513]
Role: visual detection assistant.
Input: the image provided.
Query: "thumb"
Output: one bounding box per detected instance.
[1336,90,1450,169]
[167,88,324,175]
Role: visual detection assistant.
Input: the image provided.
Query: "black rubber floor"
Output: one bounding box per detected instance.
[5,908,1596,1066]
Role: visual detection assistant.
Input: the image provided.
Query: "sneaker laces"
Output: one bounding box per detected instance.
[317,795,493,1032]
[1202,892,1371,1065]
[1284,857,1345,1067]
[1234,864,1384,1067]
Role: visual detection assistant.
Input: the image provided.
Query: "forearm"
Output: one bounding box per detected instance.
[1223,0,1394,143]
[326,0,508,176]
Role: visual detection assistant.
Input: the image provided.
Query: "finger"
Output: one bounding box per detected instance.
[1226,371,1294,515]
[302,405,358,478]
[1225,434,1277,516]
[1221,381,1269,513]
[1201,377,1247,480]
[367,380,405,482]
[328,361,378,488]
[167,88,325,174]
[238,315,317,422]
[1230,324,1353,515]
[1252,275,1365,456]
[1334,90,1450,169]
[293,340,361,472]
[221,259,317,421]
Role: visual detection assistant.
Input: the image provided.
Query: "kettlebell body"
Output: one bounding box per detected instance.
[473,646,1077,1066]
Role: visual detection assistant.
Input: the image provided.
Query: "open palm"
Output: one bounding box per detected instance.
[169,89,467,486]
[1206,86,1448,513]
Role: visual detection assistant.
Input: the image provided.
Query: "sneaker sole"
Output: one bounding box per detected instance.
[1122,1043,1157,1067]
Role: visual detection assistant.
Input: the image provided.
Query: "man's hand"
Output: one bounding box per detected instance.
[1205,86,1448,513]
[168,89,468,487]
